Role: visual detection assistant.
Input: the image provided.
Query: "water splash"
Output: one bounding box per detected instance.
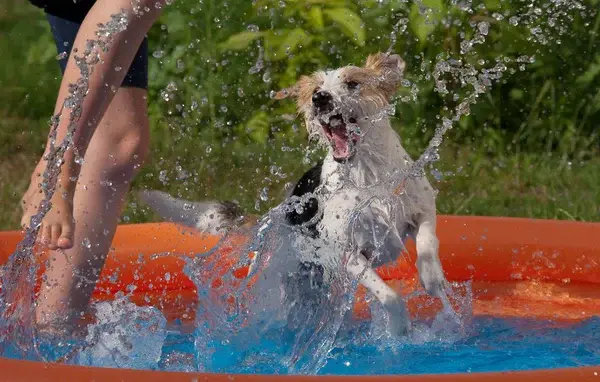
[77,297,167,369]
[1,0,593,375]
[185,0,589,374]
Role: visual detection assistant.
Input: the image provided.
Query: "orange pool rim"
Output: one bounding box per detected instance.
[0,215,599,381]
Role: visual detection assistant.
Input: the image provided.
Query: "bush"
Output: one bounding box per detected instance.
[146,0,599,159]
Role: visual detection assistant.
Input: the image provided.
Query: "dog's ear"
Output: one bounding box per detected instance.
[364,52,406,76]
[273,86,298,100]
[364,52,405,99]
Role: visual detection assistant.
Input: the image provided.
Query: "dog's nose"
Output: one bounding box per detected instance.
[312,91,333,113]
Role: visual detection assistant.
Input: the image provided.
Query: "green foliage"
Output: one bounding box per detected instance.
[409,0,445,44]
[140,0,600,161]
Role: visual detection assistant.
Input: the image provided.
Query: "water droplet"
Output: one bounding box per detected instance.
[259,187,269,202]
[152,50,164,58]
[82,237,92,249]
[247,24,259,32]
[478,22,489,36]
[530,27,543,35]
[159,170,169,185]
[166,82,178,92]
[262,71,271,83]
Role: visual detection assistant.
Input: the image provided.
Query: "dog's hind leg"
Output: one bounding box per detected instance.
[346,251,410,336]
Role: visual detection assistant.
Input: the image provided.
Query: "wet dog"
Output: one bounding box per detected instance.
[139,52,449,335]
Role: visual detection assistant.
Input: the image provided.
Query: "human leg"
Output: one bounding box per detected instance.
[20,0,163,250]
[22,9,153,329]
[36,87,150,329]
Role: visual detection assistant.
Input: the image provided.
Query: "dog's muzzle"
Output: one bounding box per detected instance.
[312,90,334,114]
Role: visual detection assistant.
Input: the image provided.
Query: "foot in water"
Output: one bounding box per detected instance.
[20,168,75,250]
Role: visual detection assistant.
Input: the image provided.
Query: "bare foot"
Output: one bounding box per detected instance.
[21,169,75,250]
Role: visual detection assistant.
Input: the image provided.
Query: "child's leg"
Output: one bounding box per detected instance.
[36,87,150,329]
[20,0,163,250]
[21,10,153,329]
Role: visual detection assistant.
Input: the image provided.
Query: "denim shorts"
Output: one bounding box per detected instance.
[46,13,149,89]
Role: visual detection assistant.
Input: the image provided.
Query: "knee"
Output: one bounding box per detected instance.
[101,117,150,182]
[90,88,152,183]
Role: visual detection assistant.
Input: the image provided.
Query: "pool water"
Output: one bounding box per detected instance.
[155,316,600,375]
[2,293,600,375]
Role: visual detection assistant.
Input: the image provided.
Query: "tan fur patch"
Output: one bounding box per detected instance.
[340,66,390,108]
[363,53,405,99]
[273,52,405,108]
[295,74,321,112]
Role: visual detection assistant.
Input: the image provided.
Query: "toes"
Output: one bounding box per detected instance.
[50,224,62,250]
[39,224,53,247]
[57,224,74,250]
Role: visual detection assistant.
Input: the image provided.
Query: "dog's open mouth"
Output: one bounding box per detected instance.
[320,114,359,162]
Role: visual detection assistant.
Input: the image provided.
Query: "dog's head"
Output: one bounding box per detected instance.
[275,52,405,162]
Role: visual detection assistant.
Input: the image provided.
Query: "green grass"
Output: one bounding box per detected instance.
[0,0,598,231]
[2,136,598,231]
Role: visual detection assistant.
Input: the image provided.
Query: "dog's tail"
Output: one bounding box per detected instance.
[138,190,244,234]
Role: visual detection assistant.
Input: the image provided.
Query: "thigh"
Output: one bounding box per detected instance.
[45,13,149,89]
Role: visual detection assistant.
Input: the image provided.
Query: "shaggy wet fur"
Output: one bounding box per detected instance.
[139,52,449,335]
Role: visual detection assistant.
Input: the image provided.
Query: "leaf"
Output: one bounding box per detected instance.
[263,31,288,61]
[323,8,366,47]
[409,0,445,44]
[280,28,312,57]
[306,0,346,6]
[219,31,263,51]
[510,88,525,101]
[483,0,502,11]
[304,6,324,30]
[162,10,187,34]
[576,57,600,86]
[245,111,271,144]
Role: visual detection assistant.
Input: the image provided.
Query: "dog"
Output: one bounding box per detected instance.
[139,52,449,335]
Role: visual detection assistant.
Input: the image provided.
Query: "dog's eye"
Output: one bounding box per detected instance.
[346,81,359,90]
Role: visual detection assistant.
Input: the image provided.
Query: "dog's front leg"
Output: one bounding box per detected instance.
[346,251,410,335]
[415,214,449,298]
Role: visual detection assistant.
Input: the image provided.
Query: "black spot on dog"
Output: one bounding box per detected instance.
[284,160,324,238]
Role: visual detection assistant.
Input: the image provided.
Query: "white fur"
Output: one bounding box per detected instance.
[292,62,448,334]
[139,190,230,235]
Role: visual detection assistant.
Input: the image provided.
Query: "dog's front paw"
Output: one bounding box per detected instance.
[416,255,450,298]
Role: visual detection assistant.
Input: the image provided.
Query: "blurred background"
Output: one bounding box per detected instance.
[0,0,598,229]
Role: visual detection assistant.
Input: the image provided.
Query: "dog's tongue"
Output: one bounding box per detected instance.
[330,128,350,159]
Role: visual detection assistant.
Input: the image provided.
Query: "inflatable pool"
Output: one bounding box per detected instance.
[0,215,599,380]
